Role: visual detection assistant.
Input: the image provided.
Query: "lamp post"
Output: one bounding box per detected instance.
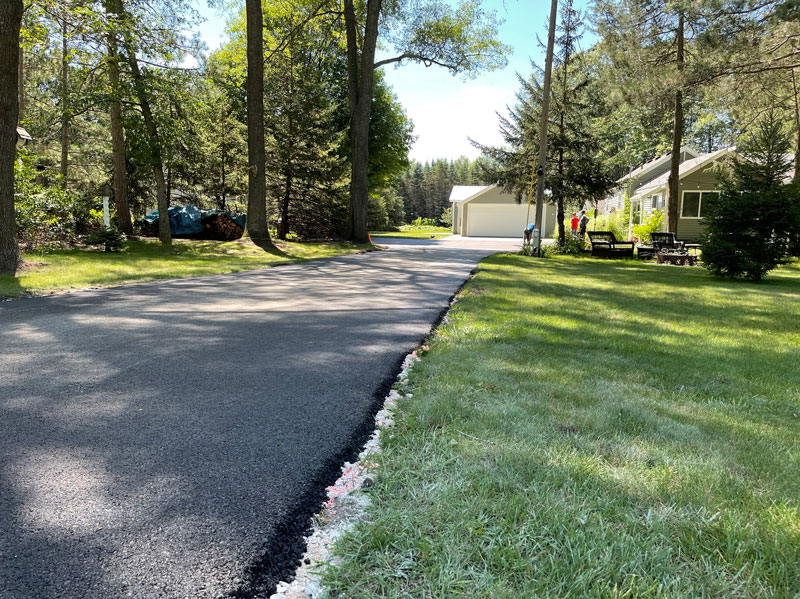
[101,183,112,230]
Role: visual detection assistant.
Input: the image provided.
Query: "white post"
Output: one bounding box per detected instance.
[103,196,111,230]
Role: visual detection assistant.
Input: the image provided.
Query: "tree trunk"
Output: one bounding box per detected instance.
[344,0,382,243]
[60,12,69,185]
[18,46,24,122]
[792,69,800,182]
[666,10,684,234]
[0,0,23,276]
[116,0,170,244]
[245,0,272,245]
[106,3,132,234]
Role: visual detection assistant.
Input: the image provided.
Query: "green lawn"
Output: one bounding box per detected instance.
[371,225,452,239]
[325,255,800,598]
[0,238,372,298]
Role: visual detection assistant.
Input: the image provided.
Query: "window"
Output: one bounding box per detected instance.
[681,190,719,218]
[633,199,642,224]
[654,194,664,210]
[682,192,700,217]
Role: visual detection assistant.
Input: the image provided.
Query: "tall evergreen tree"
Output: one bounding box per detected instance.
[702,113,800,280]
[477,3,615,245]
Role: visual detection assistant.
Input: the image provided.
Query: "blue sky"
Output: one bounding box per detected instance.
[190,0,597,162]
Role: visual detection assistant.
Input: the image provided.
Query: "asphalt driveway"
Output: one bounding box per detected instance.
[0,237,520,599]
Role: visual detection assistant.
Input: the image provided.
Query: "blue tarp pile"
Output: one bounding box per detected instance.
[140,205,246,241]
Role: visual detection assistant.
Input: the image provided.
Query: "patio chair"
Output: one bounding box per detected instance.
[587,231,635,258]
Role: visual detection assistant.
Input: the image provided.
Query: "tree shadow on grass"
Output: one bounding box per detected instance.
[0,272,28,299]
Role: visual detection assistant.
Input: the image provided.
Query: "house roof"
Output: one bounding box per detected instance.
[449,185,494,203]
[617,146,700,184]
[633,147,735,198]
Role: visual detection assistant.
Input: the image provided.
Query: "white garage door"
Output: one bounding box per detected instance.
[467,204,545,237]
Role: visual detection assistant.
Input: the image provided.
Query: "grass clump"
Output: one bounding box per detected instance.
[325,255,800,598]
[0,238,372,298]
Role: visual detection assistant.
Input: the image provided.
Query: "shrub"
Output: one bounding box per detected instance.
[411,217,437,228]
[588,210,628,241]
[701,114,800,281]
[633,210,664,243]
[84,228,125,252]
[551,236,587,254]
[439,206,453,227]
[14,152,100,250]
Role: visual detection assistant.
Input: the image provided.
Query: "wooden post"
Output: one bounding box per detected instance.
[533,0,558,256]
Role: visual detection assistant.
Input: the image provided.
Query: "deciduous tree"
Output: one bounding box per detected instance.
[342,0,507,241]
[1,0,24,276]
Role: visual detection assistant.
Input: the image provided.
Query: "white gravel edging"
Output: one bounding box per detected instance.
[268,348,424,599]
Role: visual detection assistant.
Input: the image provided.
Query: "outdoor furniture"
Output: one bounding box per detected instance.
[637,245,656,260]
[587,231,635,258]
[656,252,697,266]
[651,232,685,252]
[684,243,702,255]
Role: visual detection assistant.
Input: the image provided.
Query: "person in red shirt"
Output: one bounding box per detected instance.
[570,213,579,239]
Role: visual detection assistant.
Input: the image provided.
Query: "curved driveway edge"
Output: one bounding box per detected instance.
[0,237,520,599]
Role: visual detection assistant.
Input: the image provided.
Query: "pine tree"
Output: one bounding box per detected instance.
[702,113,800,280]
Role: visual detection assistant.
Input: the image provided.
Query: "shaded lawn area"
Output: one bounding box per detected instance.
[371,225,452,239]
[0,238,372,298]
[326,255,800,598]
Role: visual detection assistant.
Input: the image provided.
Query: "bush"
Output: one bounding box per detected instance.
[411,217,437,228]
[701,114,800,281]
[439,206,453,227]
[14,152,100,250]
[550,236,587,254]
[84,228,125,252]
[588,210,628,241]
[633,210,664,244]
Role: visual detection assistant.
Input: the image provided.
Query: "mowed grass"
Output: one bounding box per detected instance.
[325,255,800,599]
[0,238,372,298]
[371,225,452,239]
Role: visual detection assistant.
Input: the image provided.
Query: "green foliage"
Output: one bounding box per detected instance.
[439,206,453,227]
[476,6,616,245]
[381,0,510,75]
[702,115,800,281]
[411,217,438,227]
[566,209,628,242]
[550,236,586,254]
[367,188,406,231]
[14,153,100,250]
[395,157,487,222]
[84,228,125,252]
[633,209,664,243]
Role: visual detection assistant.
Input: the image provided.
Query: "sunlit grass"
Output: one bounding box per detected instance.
[0,238,373,298]
[325,255,800,598]
[371,225,452,239]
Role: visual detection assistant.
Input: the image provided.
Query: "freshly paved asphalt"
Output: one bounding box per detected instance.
[0,237,521,599]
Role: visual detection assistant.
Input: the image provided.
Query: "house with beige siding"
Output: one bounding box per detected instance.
[450,185,558,238]
[602,147,736,241]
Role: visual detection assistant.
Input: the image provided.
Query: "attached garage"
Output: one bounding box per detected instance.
[450,185,558,238]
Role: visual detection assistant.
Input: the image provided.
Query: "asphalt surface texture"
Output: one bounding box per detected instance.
[0,237,522,599]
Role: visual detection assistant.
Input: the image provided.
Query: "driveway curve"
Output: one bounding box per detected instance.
[0,237,520,599]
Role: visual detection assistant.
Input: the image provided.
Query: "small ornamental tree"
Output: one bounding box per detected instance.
[702,114,800,281]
